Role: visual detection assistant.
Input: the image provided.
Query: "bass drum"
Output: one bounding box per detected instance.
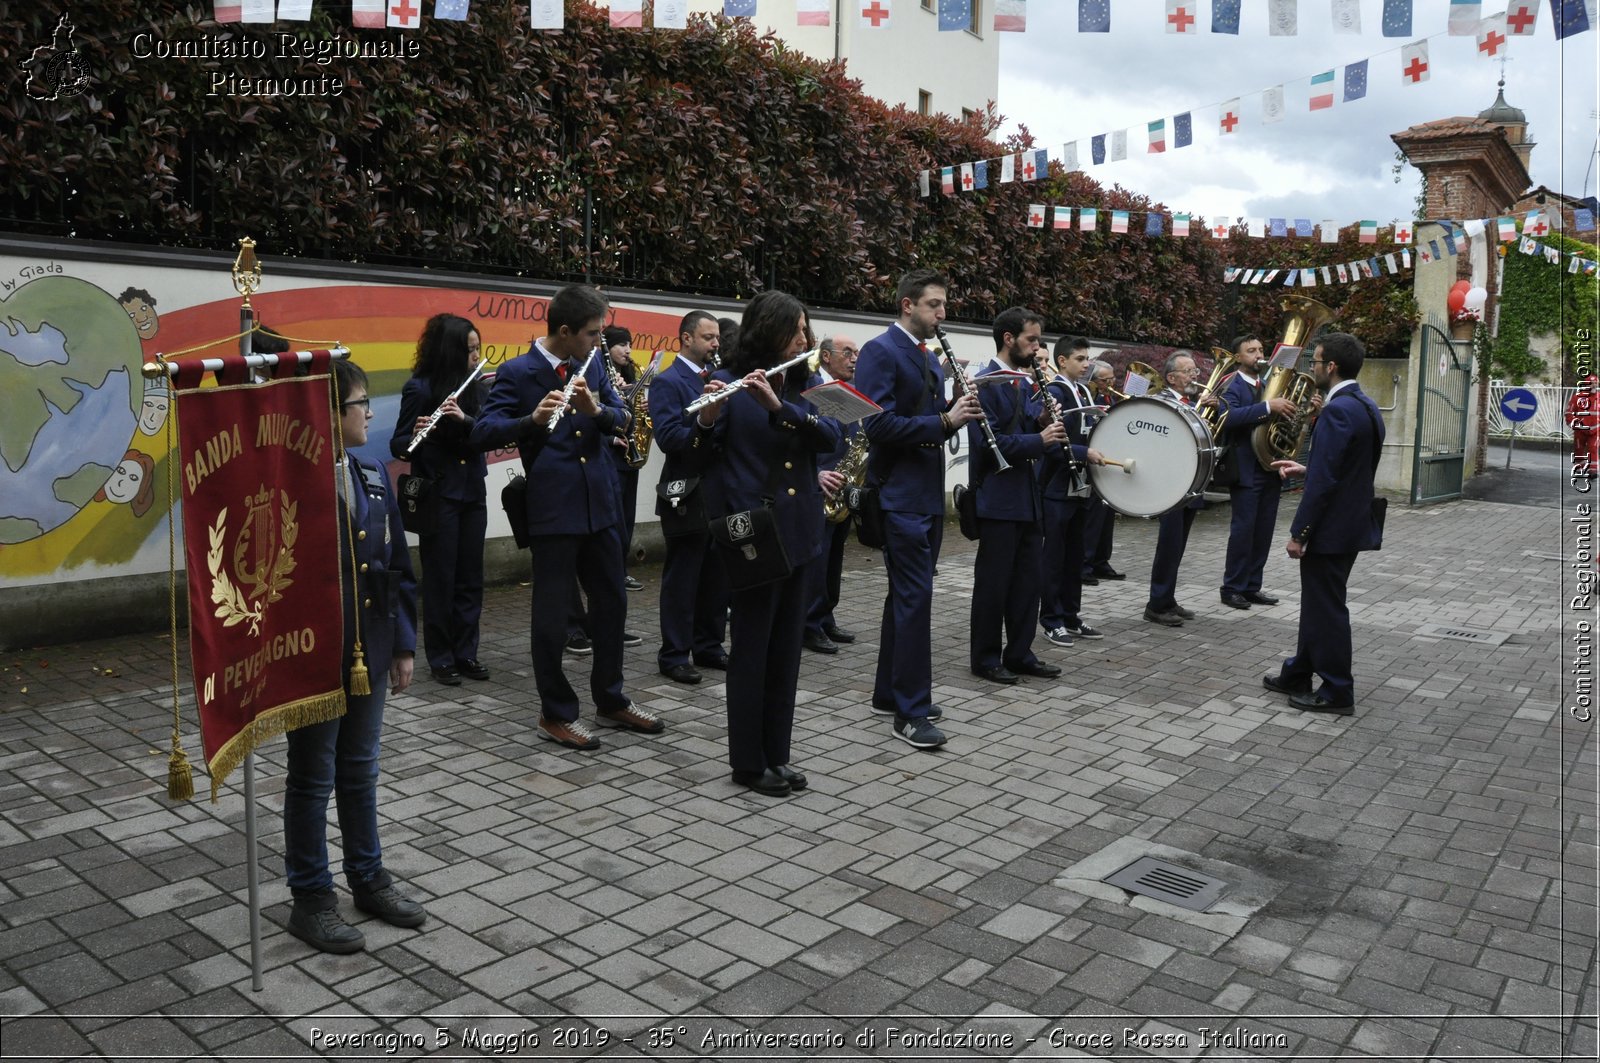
[1087,396,1216,518]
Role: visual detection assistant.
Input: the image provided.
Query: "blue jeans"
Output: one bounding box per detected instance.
[283,676,388,896]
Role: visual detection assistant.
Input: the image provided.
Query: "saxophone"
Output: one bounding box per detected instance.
[608,351,660,470]
[822,429,870,524]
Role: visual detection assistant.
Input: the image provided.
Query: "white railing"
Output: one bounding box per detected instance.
[1486,381,1579,441]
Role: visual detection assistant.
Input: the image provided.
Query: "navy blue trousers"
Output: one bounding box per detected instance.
[1221,475,1281,596]
[970,517,1044,670]
[1147,505,1198,612]
[1281,551,1358,704]
[529,525,628,721]
[726,564,809,773]
[804,519,851,636]
[657,529,729,669]
[417,496,486,671]
[1040,496,1088,630]
[873,510,942,719]
[1082,497,1116,573]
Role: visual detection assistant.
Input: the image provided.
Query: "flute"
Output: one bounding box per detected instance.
[405,361,486,457]
[546,346,600,433]
[933,326,1010,473]
[683,347,818,415]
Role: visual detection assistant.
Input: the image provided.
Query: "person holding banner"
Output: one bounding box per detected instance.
[471,285,663,751]
[284,358,425,955]
[390,314,490,686]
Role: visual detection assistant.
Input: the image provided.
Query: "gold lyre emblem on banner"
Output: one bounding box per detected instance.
[208,485,299,637]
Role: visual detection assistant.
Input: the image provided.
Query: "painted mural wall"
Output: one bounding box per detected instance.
[0,240,978,596]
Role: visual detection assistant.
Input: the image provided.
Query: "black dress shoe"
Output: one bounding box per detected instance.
[731,769,791,796]
[287,892,365,954]
[803,631,839,654]
[1080,574,1100,585]
[1263,672,1313,696]
[1289,690,1354,716]
[1143,606,1184,627]
[771,764,808,791]
[971,664,1019,685]
[1243,591,1279,606]
[456,659,490,681]
[693,652,729,671]
[1011,660,1062,679]
[1221,592,1253,610]
[822,624,856,644]
[1093,566,1127,581]
[1172,604,1196,619]
[661,663,702,684]
[430,666,463,686]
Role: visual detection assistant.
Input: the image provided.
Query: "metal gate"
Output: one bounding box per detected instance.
[1412,317,1472,504]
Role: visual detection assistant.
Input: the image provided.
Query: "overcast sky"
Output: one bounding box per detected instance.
[995,0,1599,226]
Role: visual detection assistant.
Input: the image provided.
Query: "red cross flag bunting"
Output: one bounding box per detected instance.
[1526,211,1550,237]
[1476,15,1507,57]
[1394,221,1414,244]
[1401,40,1430,84]
[1212,216,1231,239]
[387,0,421,28]
[1027,205,1046,228]
[1220,99,1240,135]
[1505,2,1537,34]
[860,0,891,27]
[1166,1,1196,33]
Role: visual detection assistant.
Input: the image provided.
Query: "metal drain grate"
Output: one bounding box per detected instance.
[1102,857,1229,912]
[1416,623,1510,646]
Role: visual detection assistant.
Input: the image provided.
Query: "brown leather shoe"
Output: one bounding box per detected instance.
[538,717,601,750]
[597,703,665,734]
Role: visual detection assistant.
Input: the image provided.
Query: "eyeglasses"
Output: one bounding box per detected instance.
[341,398,371,411]
[1309,359,1327,367]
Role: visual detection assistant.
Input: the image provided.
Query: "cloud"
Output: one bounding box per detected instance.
[997,0,1596,220]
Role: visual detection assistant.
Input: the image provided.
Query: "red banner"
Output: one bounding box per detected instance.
[176,366,344,800]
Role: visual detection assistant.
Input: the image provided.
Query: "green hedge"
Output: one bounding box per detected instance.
[1493,232,1599,382]
[4,1,1411,349]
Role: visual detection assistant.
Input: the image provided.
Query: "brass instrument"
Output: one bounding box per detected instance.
[546,345,599,433]
[933,325,1010,473]
[1195,347,1237,439]
[822,430,870,524]
[406,361,486,457]
[618,351,663,470]
[1120,361,1165,399]
[1250,295,1334,469]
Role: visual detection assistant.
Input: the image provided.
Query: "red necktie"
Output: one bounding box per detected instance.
[557,363,569,383]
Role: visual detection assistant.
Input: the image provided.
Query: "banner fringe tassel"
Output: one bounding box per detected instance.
[207,689,346,802]
[349,646,372,696]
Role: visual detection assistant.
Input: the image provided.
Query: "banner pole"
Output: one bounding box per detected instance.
[245,753,264,992]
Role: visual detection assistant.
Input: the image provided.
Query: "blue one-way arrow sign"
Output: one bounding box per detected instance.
[1500,388,1538,423]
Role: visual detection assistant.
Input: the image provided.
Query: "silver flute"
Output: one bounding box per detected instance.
[546,346,600,433]
[683,347,818,415]
[405,361,486,456]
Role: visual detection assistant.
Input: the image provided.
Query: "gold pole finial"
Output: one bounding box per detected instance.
[231,237,262,308]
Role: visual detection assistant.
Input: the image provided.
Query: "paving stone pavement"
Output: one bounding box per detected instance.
[1,492,1594,1061]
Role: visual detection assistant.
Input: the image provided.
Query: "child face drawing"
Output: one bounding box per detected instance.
[138,392,170,435]
[103,458,145,504]
[121,297,159,339]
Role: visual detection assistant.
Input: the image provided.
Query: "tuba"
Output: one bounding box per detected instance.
[1250,295,1334,469]
[822,430,870,523]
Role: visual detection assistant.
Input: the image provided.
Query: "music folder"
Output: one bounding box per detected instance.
[801,380,883,424]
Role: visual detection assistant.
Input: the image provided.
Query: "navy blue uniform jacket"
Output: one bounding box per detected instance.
[705,373,842,569]
[649,356,716,516]
[969,361,1046,522]
[391,376,489,503]
[857,326,947,516]
[1220,372,1277,484]
[342,455,418,674]
[1037,376,1094,502]
[470,349,627,536]
[1290,383,1385,553]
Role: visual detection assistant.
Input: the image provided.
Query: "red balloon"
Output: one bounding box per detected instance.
[1450,280,1471,294]
[1447,288,1467,312]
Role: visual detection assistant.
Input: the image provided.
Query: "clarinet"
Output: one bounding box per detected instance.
[933,326,1009,473]
[1028,362,1078,464]
[546,345,599,433]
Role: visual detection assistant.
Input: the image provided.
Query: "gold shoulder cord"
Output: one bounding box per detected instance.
[331,374,371,696]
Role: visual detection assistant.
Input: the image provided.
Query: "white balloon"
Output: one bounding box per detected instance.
[1464,286,1489,310]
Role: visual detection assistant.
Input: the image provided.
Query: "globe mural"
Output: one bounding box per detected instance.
[0,276,142,544]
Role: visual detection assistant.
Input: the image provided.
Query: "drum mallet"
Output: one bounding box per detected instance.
[1100,457,1137,475]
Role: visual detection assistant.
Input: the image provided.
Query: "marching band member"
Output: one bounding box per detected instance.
[284,358,422,954]
[390,314,490,686]
[698,291,842,796]
[1143,351,1216,627]
[603,324,646,593]
[1037,337,1107,648]
[803,335,861,655]
[968,309,1066,684]
[1218,334,1297,610]
[650,311,730,685]
[856,269,984,750]
[470,284,663,751]
[1080,358,1124,583]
